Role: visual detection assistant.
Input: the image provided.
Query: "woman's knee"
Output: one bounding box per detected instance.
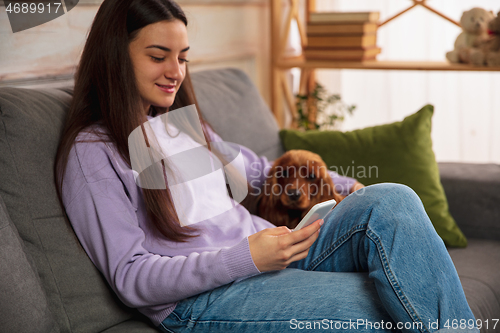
[327,183,423,228]
[332,183,440,246]
[376,183,420,203]
[367,183,437,234]
[345,183,421,208]
[347,183,426,222]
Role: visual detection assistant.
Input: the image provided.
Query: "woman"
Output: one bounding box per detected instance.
[55,0,478,332]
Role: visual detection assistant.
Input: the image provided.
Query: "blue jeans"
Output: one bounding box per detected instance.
[158,183,478,333]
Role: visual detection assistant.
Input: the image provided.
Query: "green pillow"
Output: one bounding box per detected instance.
[279,105,467,248]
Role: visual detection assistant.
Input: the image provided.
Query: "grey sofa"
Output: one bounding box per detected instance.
[0,68,499,333]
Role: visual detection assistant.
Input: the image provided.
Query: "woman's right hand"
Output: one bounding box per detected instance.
[248,219,323,272]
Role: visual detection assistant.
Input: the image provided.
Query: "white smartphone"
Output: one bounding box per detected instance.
[293,199,337,231]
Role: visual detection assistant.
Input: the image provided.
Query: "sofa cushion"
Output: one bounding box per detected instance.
[191,68,284,160]
[449,239,500,331]
[439,163,500,241]
[0,195,56,333]
[279,105,467,248]
[0,87,153,332]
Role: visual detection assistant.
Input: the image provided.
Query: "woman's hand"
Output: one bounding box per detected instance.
[248,219,322,272]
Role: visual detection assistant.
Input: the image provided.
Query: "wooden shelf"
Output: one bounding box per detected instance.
[278,58,500,71]
[269,0,500,127]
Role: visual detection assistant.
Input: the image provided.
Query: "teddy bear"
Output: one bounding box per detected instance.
[445,7,494,65]
[461,11,500,66]
[485,11,500,66]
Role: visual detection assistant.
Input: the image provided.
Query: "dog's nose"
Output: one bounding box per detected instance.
[287,189,301,201]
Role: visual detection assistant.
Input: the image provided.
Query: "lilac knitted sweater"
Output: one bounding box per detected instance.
[61,122,356,325]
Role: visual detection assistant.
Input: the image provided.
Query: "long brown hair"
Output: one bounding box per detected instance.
[55,0,209,241]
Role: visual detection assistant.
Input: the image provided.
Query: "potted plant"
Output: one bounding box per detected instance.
[295,82,355,131]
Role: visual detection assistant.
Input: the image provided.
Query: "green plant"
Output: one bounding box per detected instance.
[295,82,356,131]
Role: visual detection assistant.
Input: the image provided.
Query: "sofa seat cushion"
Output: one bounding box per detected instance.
[439,163,500,241]
[449,239,500,331]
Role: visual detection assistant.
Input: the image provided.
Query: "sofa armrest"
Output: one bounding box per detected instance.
[438,162,500,241]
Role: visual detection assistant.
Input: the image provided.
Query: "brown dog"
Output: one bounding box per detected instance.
[257,150,344,229]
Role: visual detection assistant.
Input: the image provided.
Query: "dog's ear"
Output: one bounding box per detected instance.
[257,163,290,227]
[310,172,343,206]
[257,163,278,203]
[257,176,279,220]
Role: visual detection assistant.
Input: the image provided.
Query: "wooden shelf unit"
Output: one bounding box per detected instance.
[278,58,500,71]
[270,0,500,128]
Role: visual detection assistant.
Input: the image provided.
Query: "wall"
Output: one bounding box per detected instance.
[311,0,500,164]
[2,1,499,163]
[0,0,271,103]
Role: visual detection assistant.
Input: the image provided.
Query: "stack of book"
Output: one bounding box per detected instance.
[304,11,381,61]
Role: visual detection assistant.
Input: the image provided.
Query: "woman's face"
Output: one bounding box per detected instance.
[129,19,189,114]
